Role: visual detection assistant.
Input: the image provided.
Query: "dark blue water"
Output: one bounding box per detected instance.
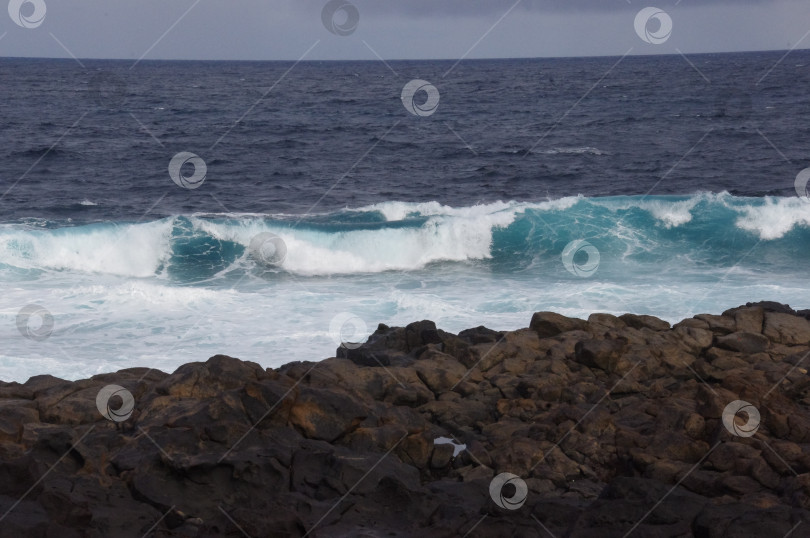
[2,51,810,382]
[1,51,808,221]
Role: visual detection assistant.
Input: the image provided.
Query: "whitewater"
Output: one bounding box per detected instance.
[2,193,809,382]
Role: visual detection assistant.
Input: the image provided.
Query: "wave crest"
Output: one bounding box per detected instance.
[1,194,808,279]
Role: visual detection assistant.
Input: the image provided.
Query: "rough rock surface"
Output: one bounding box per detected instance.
[2,304,810,537]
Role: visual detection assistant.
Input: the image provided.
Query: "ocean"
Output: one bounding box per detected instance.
[2,51,809,382]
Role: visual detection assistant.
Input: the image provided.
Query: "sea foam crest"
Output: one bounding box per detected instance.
[1,196,809,278]
[0,220,173,277]
[732,196,810,240]
[193,203,521,275]
[355,198,581,222]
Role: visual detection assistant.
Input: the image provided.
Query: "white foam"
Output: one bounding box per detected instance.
[434,437,466,457]
[2,258,810,383]
[0,220,173,277]
[195,208,516,275]
[732,196,810,240]
[354,197,581,222]
[638,197,701,227]
[535,146,608,156]
[65,281,221,305]
[594,192,725,228]
[7,207,536,278]
[2,196,807,282]
[191,200,592,276]
[0,199,587,278]
[3,196,810,383]
[595,192,810,238]
[392,290,465,320]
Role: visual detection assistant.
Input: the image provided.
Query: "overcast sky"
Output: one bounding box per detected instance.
[1,0,808,61]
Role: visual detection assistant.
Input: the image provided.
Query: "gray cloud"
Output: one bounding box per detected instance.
[307,0,783,18]
[0,0,806,61]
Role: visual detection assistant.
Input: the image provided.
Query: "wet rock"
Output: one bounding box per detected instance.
[457,325,503,345]
[0,305,809,535]
[404,320,442,351]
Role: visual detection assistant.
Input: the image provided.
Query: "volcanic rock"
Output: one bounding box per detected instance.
[0,303,809,536]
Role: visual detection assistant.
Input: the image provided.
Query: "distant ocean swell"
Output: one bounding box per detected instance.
[1,193,808,281]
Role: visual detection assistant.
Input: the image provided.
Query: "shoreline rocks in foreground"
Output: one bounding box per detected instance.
[2,301,810,537]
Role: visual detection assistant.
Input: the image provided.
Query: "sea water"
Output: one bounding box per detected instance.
[1,52,809,381]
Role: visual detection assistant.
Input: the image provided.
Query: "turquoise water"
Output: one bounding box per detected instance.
[2,194,808,382]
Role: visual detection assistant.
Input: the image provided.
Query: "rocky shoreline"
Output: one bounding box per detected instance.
[2,302,810,537]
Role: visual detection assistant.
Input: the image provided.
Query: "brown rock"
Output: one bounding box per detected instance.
[704,347,750,370]
[732,306,765,333]
[412,350,469,394]
[574,338,629,373]
[3,306,810,536]
[287,388,367,442]
[683,413,706,439]
[587,313,626,333]
[396,433,432,469]
[430,442,455,469]
[673,325,714,353]
[695,313,736,334]
[749,457,781,489]
[720,475,762,495]
[619,313,671,331]
[157,355,267,398]
[404,320,443,351]
[456,464,493,482]
[674,318,711,330]
[530,312,587,338]
[716,331,770,354]
[763,312,810,345]
[0,401,39,443]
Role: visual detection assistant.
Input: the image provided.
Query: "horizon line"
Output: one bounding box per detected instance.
[0,47,808,64]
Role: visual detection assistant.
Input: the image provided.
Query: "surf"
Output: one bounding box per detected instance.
[1,193,808,281]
